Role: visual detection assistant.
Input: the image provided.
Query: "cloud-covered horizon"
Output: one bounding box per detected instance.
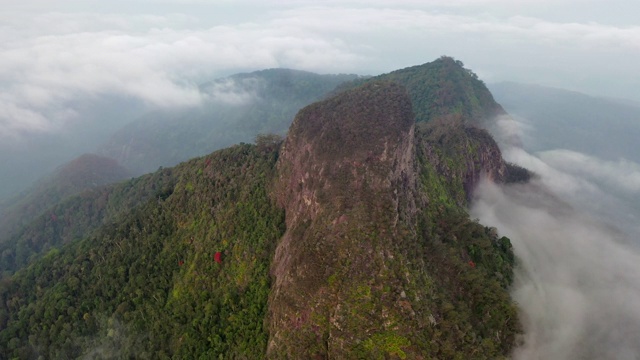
[473,113,640,359]
[2,2,639,140]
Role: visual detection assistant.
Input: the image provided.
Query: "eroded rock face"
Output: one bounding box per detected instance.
[269,82,417,357]
[267,80,520,359]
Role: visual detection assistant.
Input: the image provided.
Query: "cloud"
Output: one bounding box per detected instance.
[2,3,639,140]
[0,10,364,139]
[491,113,640,236]
[477,112,640,358]
[200,77,263,105]
[471,178,640,359]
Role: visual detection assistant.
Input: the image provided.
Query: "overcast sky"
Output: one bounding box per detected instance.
[1,0,638,141]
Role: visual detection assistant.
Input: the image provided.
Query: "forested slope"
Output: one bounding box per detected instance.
[0,143,285,359]
[0,57,523,359]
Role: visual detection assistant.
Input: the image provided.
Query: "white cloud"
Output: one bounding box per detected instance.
[0,10,364,139]
[1,3,639,139]
[483,107,640,358]
[538,149,640,194]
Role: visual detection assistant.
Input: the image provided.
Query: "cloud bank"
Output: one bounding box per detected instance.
[473,178,640,360]
[2,3,640,140]
[473,113,640,359]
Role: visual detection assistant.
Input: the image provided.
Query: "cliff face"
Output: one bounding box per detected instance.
[268,80,519,358]
[269,82,418,357]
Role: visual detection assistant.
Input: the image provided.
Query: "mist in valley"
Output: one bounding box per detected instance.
[473,115,640,359]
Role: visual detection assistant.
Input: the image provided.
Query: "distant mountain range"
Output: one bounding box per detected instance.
[489,82,640,162]
[98,69,359,175]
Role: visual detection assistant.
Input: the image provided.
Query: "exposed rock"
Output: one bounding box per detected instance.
[269,81,417,357]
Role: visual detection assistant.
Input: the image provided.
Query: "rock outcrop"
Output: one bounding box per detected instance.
[269,81,418,357]
[268,79,519,358]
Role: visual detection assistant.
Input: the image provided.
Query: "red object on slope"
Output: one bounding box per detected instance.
[214,252,222,263]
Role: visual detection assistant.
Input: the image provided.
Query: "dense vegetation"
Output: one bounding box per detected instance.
[0,163,175,279]
[337,56,504,125]
[0,154,131,246]
[0,57,523,359]
[0,143,285,359]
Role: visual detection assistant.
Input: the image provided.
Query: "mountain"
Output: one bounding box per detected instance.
[0,162,173,279]
[338,56,505,126]
[0,154,131,245]
[489,82,640,162]
[0,144,284,359]
[269,80,518,357]
[0,58,521,358]
[99,69,359,175]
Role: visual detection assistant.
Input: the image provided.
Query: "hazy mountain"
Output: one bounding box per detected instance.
[489,81,640,162]
[0,58,521,358]
[99,69,359,175]
[489,81,640,239]
[0,96,146,203]
[0,154,131,245]
[481,81,640,359]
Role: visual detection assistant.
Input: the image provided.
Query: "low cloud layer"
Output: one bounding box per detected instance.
[2,2,640,140]
[472,178,640,359]
[473,113,640,359]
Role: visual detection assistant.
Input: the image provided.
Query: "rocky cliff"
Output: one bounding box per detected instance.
[268,80,519,358]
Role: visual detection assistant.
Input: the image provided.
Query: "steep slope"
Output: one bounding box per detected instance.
[268,81,519,358]
[0,154,131,244]
[99,69,358,175]
[0,144,285,359]
[0,162,173,279]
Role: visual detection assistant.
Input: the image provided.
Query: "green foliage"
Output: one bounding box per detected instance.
[0,144,285,359]
[0,165,176,279]
[337,56,503,124]
[361,332,411,359]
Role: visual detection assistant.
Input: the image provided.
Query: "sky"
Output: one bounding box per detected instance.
[1,0,639,141]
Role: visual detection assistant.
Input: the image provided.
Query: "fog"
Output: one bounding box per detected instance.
[472,116,640,359]
[2,0,639,201]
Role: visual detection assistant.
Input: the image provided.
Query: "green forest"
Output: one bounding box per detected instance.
[0,57,525,359]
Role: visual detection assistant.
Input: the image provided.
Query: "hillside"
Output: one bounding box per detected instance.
[99,69,358,175]
[0,58,521,359]
[0,143,285,359]
[0,154,131,245]
[0,161,174,279]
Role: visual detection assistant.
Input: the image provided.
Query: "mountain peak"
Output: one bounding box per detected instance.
[269,80,418,357]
